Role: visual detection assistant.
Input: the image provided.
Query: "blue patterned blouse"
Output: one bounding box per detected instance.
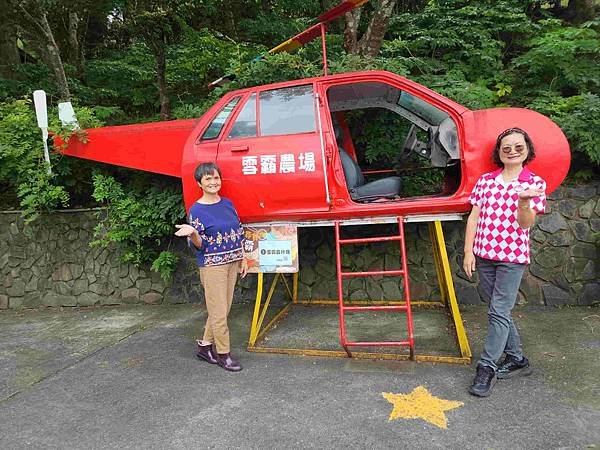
[188,198,244,267]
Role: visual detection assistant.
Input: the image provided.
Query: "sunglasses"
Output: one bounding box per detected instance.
[500,143,527,154]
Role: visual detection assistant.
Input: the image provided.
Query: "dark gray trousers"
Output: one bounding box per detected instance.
[476,256,527,371]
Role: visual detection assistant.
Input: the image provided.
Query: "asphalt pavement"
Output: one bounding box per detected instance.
[0,302,599,449]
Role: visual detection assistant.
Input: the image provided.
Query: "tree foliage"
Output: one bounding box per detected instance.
[5,0,72,100]
[511,20,600,97]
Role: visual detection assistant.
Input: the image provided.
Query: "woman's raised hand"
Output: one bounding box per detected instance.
[518,188,545,200]
[174,224,197,237]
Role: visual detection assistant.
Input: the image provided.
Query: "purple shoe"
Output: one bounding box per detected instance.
[196,340,217,364]
[216,353,242,372]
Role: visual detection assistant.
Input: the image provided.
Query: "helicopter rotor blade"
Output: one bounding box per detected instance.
[268,0,369,55]
[208,0,370,88]
[318,0,370,22]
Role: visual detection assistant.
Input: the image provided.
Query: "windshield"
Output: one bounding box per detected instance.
[398,92,449,126]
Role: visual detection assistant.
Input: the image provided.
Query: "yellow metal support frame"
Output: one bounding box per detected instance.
[247,221,471,364]
[428,221,471,360]
[248,272,297,347]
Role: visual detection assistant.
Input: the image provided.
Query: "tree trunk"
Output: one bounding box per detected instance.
[343,10,361,54]
[68,12,86,78]
[567,0,595,24]
[39,13,71,101]
[67,12,79,62]
[154,42,171,120]
[356,0,397,57]
[0,16,20,79]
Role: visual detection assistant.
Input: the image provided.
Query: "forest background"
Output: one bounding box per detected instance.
[0,0,598,280]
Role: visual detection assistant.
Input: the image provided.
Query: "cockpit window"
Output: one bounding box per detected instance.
[398,92,449,126]
[228,94,257,139]
[201,97,240,140]
[259,85,316,136]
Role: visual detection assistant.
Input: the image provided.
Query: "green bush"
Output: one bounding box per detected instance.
[232,52,321,89]
[151,251,180,282]
[0,99,40,185]
[91,173,186,280]
[16,168,69,222]
[528,93,600,166]
[0,98,70,218]
[0,98,110,216]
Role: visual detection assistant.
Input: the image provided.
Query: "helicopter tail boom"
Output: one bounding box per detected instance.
[56,119,199,178]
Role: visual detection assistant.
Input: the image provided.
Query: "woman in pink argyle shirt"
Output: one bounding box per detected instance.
[463,127,546,397]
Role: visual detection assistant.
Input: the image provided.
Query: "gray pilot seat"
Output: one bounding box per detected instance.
[339,147,402,201]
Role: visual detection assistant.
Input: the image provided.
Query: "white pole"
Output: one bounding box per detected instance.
[33,90,51,174]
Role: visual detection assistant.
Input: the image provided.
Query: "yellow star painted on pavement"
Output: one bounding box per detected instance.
[382,385,463,429]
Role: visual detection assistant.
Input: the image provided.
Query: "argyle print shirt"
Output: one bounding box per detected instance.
[469,167,546,264]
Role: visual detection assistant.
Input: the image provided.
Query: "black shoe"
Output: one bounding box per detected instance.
[196,341,218,364]
[497,355,532,379]
[468,364,496,397]
[217,353,242,372]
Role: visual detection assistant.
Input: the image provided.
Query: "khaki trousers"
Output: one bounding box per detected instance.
[198,261,240,354]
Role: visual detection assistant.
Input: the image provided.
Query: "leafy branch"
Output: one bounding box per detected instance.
[91,173,185,281]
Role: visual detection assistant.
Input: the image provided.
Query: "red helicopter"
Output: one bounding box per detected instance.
[58,0,571,225]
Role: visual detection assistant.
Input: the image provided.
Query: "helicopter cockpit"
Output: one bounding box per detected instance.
[326,81,460,201]
[327,81,460,166]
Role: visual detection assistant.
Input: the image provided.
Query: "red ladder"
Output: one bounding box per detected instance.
[334,217,414,358]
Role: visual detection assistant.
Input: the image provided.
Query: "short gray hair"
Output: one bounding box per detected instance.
[194,162,221,182]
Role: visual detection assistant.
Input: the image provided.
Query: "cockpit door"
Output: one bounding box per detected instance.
[217,84,330,222]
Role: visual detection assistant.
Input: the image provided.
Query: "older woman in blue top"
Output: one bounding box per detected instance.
[175,162,248,372]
